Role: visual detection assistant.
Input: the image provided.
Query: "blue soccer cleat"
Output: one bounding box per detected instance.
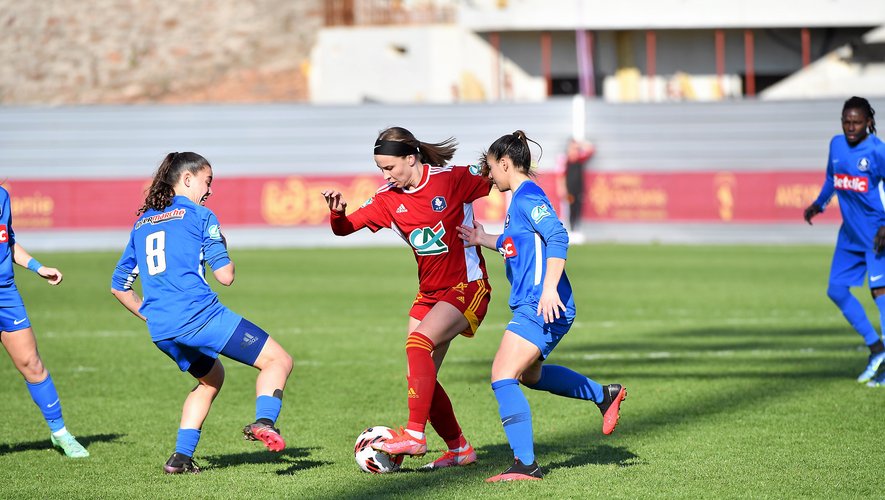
[857,351,885,383]
[50,432,89,458]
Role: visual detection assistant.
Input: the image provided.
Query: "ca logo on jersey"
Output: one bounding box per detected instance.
[431,196,447,212]
[468,164,482,176]
[208,224,222,240]
[858,157,870,171]
[0,224,7,243]
[531,203,551,223]
[361,197,374,208]
[409,221,448,255]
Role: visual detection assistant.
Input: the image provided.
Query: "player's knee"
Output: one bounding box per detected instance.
[826,284,850,304]
[278,350,294,375]
[16,352,45,380]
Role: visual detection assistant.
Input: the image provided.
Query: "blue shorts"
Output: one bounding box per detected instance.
[506,304,574,360]
[0,305,30,333]
[155,315,270,376]
[829,246,885,289]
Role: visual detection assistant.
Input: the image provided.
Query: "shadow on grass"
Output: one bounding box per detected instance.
[202,447,331,475]
[0,433,124,456]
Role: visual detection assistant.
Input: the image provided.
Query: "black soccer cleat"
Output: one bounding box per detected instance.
[596,383,627,435]
[486,458,544,482]
[163,452,201,474]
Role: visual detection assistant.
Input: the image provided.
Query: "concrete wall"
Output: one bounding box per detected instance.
[309,25,546,104]
[0,0,321,104]
[459,0,885,30]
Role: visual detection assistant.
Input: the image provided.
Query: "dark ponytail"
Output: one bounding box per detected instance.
[843,96,877,135]
[377,126,457,167]
[484,130,543,176]
[138,152,210,215]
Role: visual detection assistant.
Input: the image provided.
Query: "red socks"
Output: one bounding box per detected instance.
[405,332,436,433]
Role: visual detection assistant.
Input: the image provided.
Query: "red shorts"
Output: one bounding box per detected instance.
[409,279,490,338]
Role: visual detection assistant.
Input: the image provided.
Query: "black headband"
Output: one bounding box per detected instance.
[374,139,419,157]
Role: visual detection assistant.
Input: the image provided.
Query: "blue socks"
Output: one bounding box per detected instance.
[256,394,282,423]
[26,374,65,433]
[524,365,605,403]
[491,378,534,464]
[175,428,201,457]
[828,284,880,345]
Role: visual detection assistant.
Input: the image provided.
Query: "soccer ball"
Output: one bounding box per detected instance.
[353,426,404,474]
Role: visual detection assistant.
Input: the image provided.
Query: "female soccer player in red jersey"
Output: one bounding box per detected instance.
[321,126,492,469]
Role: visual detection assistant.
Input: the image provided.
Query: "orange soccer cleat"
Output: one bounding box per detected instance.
[485,458,543,482]
[243,420,286,452]
[421,444,477,469]
[371,427,427,457]
[596,384,627,435]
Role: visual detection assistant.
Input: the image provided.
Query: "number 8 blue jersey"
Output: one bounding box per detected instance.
[111,195,233,341]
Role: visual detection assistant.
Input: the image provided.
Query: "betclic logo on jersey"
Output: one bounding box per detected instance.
[0,224,7,243]
[834,173,868,193]
[499,237,517,259]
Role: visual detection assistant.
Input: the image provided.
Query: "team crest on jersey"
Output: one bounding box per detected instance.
[857,157,870,172]
[431,196,447,212]
[409,221,448,255]
[0,224,8,243]
[135,208,186,230]
[468,164,482,176]
[208,224,222,240]
[531,203,551,223]
[361,197,374,208]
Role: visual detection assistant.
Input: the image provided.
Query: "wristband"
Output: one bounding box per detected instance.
[26,258,43,273]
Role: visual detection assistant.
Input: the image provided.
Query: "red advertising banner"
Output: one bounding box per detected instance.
[4,170,838,230]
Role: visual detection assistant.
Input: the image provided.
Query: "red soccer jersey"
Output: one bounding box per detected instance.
[331,164,491,293]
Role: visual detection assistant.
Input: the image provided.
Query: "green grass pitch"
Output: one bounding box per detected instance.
[1,243,882,498]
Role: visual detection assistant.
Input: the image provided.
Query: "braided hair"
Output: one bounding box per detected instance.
[843,96,877,135]
[137,152,210,215]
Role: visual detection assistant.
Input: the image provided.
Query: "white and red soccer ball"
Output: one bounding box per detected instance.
[353,426,403,474]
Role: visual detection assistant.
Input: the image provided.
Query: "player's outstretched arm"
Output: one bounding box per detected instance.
[11,243,62,285]
[458,220,498,250]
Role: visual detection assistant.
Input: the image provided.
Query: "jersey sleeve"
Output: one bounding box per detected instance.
[331,195,391,234]
[202,209,231,270]
[457,165,493,203]
[521,188,569,260]
[111,232,139,291]
[3,191,14,246]
[813,138,837,209]
[873,143,885,228]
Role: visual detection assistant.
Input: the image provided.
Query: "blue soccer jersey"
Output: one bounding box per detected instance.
[814,134,885,251]
[0,186,24,307]
[495,180,576,316]
[111,195,236,342]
